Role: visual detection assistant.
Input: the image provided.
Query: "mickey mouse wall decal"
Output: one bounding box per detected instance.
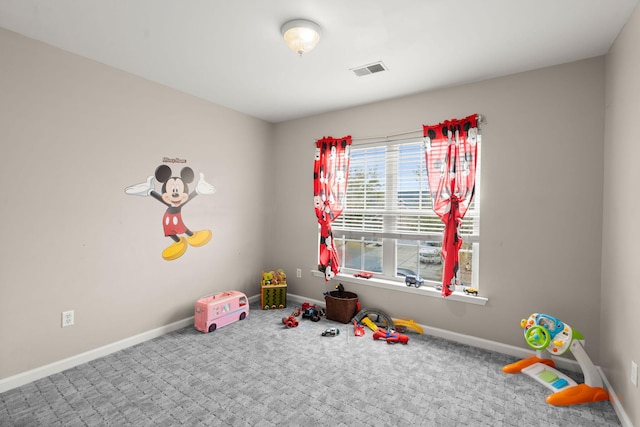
[125,164,216,260]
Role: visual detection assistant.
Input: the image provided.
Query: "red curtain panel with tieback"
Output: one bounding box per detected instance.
[313,136,352,281]
[423,115,479,296]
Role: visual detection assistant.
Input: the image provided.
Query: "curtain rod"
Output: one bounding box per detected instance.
[351,128,422,142]
[347,114,487,143]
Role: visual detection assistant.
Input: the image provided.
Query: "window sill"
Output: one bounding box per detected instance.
[311,270,488,306]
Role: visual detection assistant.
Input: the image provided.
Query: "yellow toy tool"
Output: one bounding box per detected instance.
[361,316,379,332]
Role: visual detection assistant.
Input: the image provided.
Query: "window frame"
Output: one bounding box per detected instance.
[324,135,482,296]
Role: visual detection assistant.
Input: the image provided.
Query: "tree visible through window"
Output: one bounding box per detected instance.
[331,135,480,291]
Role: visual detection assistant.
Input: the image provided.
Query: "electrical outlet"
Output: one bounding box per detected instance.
[296,268,302,278]
[632,361,638,387]
[61,310,74,327]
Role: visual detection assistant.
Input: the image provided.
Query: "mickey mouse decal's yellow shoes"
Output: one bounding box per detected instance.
[162,237,188,261]
[188,229,212,247]
[162,230,211,260]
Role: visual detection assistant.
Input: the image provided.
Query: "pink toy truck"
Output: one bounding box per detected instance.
[194,291,249,333]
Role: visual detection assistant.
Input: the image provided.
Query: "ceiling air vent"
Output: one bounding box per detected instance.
[350,61,388,77]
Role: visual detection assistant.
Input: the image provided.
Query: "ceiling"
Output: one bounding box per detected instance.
[1,0,637,123]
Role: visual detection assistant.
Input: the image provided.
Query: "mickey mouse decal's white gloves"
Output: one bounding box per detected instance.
[125,176,155,196]
[196,173,216,195]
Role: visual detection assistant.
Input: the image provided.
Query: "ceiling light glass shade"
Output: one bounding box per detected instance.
[281,19,321,56]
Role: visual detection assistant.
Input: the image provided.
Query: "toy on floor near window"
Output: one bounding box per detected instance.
[281,302,325,328]
[502,313,609,406]
[352,308,395,332]
[323,283,359,323]
[350,306,420,342]
[282,314,299,328]
[322,327,340,337]
[352,321,365,336]
[392,319,424,334]
[373,328,409,344]
[301,302,324,322]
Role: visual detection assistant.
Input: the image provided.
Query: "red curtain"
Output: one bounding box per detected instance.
[313,136,352,280]
[423,115,479,296]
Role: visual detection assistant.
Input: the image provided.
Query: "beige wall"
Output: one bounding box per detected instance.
[0,28,272,379]
[603,3,640,426]
[271,57,606,359]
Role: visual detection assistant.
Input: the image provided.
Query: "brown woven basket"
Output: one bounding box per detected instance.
[324,291,359,324]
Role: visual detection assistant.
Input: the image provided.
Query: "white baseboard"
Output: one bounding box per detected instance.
[598,366,634,427]
[0,316,194,394]
[1,293,631,426]
[0,294,262,394]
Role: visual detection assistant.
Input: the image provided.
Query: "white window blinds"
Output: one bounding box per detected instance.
[333,138,480,241]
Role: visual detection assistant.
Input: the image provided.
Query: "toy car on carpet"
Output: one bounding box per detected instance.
[282,315,299,328]
[322,327,340,337]
[300,302,323,322]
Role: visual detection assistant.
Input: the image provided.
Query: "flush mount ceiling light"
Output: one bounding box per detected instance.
[281,19,321,57]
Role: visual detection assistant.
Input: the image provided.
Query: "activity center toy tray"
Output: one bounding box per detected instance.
[521,362,577,392]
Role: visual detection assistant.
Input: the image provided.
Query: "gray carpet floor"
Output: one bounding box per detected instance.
[0,301,622,426]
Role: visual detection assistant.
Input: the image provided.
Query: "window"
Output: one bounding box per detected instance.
[331,137,481,289]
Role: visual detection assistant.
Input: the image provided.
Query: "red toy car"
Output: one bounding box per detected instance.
[373,328,409,344]
[354,271,373,279]
[282,315,299,328]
